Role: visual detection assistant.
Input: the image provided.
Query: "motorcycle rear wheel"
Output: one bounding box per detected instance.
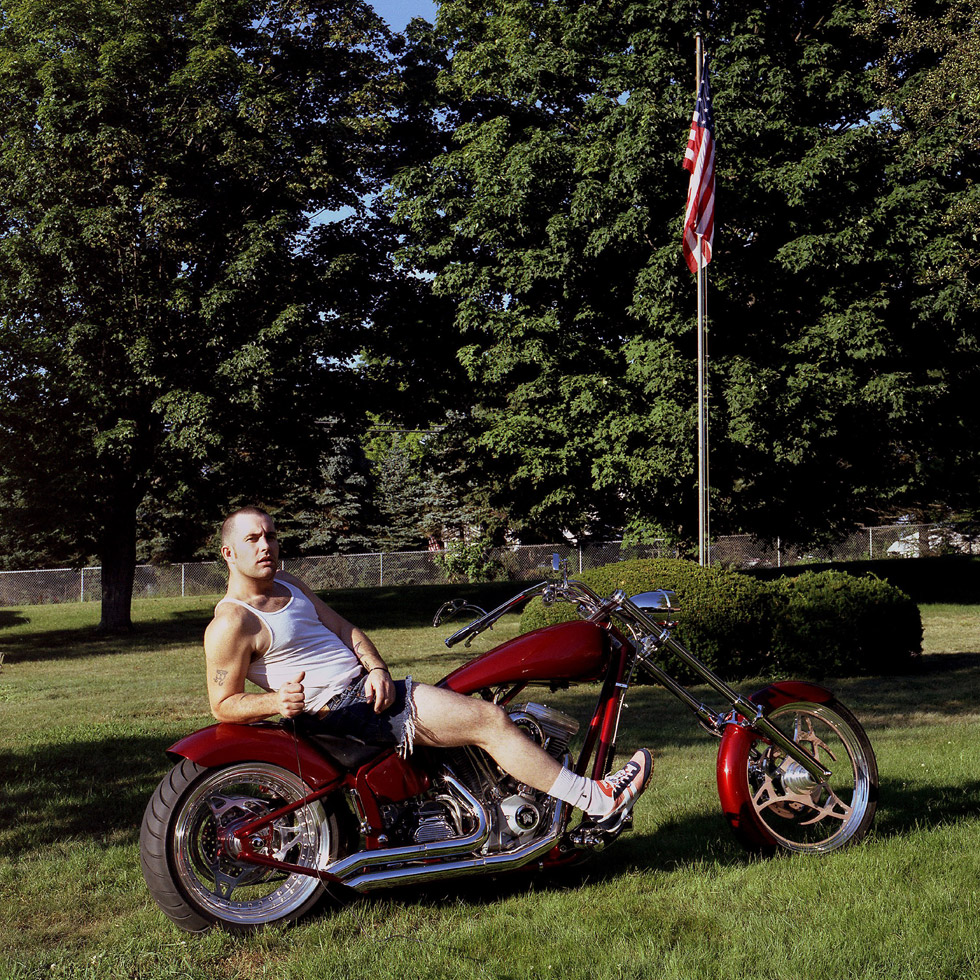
[140,758,341,932]
[722,698,878,854]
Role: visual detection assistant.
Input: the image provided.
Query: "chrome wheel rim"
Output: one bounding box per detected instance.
[745,702,873,854]
[172,763,334,926]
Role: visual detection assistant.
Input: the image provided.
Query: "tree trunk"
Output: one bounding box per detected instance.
[98,495,138,633]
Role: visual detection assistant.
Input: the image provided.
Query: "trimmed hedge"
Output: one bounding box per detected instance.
[767,570,922,676]
[746,554,980,605]
[519,558,923,680]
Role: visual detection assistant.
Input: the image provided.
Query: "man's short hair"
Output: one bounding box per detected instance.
[220,506,273,550]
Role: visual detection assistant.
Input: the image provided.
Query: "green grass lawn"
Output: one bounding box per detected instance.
[1,593,979,980]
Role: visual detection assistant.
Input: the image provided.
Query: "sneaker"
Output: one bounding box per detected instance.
[593,749,654,830]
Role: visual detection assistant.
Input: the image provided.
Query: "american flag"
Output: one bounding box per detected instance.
[682,63,715,274]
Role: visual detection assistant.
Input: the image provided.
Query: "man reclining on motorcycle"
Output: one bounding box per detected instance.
[205,506,653,829]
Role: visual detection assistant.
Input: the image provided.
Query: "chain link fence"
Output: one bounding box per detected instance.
[2,522,977,607]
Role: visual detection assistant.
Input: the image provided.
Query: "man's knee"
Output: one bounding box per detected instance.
[481,699,511,729]
[449,693,511,743]
[472,699,518,745]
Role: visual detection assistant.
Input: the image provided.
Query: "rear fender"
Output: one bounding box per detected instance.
[716,681,834,846]
[167,723,344,790]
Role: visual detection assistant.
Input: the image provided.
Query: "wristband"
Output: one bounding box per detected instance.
[368,666,389,675]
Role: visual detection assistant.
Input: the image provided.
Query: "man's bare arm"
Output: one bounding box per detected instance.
[204,609,305,723]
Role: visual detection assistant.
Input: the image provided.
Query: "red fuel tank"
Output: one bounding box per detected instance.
[440,620,609,695]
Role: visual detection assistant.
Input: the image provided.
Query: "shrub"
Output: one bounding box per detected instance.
[519,559,923,681]
[767,570,922,676]
[519,558,774,681]
[433,539,504,583]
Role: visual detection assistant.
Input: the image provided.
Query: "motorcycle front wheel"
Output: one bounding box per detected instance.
[140,758,342,932]
[718,698,878,854]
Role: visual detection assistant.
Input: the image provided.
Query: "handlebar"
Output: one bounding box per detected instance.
[436,577,829,782]
[437,542,680,649]
[443,581,551,647]
[441,577,663,648]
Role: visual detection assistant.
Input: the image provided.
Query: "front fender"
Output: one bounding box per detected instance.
[167,723,344,790]
[716,681,834,847]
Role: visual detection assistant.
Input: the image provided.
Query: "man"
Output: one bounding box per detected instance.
[205,506,653,828]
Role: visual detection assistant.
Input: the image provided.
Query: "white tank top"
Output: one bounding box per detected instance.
[217,579,362,714]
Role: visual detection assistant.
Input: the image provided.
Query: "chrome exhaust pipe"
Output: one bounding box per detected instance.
[343,798,568,894]
[320,775,490,881]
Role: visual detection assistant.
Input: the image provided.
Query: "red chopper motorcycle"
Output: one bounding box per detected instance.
[140,558,878,932]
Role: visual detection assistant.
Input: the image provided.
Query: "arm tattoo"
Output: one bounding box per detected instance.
[213,668,229,687]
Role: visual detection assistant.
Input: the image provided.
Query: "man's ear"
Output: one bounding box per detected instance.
[221,545,235,563]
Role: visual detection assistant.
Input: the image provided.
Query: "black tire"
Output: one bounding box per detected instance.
[729,698,878,854]
[140,758,341,932]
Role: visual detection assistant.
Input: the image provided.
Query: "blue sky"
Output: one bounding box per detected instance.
[368,0,439,32]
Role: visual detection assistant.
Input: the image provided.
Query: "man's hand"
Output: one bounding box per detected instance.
[277,671,306,718]
[364,668,395,714]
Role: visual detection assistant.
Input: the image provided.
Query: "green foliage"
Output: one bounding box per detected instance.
[866,0,980,305]
[4,0,979,612]
[768,570,922,675]
[0,0,401,623]
[432,537,503,583]
[620,519,683,551]
[362,422,507,552]
[519,558,922,679]
[385,0,980,545]
[279,434,379,558]
[364,427,436,551]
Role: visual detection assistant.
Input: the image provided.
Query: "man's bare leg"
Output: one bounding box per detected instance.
[411,682,564,793]
[410,683,653,824]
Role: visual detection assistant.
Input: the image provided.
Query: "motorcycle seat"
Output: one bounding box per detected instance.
[288,717,389,770]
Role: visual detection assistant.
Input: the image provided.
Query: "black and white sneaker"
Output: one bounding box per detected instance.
[592,749,654,831]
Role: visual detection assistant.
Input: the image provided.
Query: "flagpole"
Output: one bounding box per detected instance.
[695,34,710,567]
[683,34,714,567]
[696,224,704,567]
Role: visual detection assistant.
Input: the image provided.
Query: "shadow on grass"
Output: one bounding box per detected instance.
[0,734,179,856]
[340,769,980,922]
[0,609,30,630]
[323,809,747,926]
[826,651,980,723]
[8,723,978,871]
[626,651,980,749]
[874,774,980,838]
[0,607,215,664]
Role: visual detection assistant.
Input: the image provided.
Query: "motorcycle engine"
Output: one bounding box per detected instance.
[491,703,579,842]
[393,702,580,851]
[507,702,580,759]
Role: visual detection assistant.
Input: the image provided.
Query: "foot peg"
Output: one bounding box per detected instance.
[568,810,633,851]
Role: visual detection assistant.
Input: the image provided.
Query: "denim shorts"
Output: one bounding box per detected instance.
[301,674,417,758]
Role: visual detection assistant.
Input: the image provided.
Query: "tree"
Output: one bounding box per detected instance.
[283,432,379,556]
[859,0,980,523]
[363,426,432,551]
[0,0,395,627]
[390,0,980,546]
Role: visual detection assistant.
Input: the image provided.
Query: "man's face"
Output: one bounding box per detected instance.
[223,513,280,580]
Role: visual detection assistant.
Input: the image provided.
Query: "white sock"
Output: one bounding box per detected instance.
[547,767,615,817]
